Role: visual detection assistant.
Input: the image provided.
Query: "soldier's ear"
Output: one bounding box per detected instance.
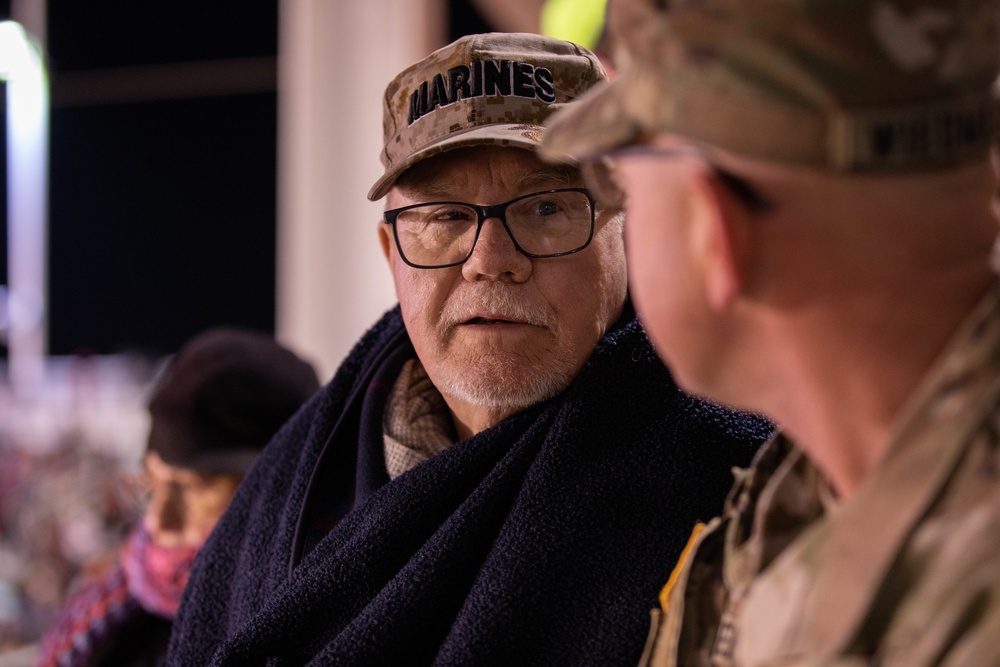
[690,169,753,311]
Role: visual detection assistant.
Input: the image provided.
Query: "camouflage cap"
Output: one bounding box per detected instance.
[368,32,607,201]
[542,0,1000,171]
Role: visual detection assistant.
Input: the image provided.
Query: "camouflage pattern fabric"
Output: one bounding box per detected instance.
[368,32,606,200]
[642,281,1000,666]
[543,0,999,173]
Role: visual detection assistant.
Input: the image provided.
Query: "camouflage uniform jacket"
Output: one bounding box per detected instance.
[642,283,1000,667]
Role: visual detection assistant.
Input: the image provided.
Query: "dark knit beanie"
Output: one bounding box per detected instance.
[147,328,321,475]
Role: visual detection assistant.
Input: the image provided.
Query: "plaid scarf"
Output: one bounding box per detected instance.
[35,525,199,667]
[35,566,140,667]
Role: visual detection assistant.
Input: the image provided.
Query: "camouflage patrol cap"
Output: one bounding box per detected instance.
[368,32,607,201]
[542,0,1000,172]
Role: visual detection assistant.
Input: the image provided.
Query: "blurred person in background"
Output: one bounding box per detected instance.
[35,328,319,667]
[165,33,772,666]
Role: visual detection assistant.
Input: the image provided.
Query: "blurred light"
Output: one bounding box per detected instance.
[540,0,607,51]
[0,19,49,394]
[0,21,33,80]
[0,285,9,332]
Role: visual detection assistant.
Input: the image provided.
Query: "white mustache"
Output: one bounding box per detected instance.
[442,285,553,329]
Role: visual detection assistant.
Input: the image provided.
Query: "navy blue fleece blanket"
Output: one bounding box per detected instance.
[166,306,771,666]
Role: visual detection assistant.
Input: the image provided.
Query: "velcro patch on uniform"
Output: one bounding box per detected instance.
[831,96,993,169]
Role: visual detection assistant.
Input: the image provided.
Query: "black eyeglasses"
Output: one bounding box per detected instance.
[582,145,773,214]
[383,188,597,269]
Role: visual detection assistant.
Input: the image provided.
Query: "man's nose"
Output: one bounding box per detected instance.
[461,217,532,282]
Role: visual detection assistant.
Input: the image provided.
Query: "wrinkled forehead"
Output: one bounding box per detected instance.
[388,146,584,205]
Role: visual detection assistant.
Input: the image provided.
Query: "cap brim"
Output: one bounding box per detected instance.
[368,123,552,201]
[540,77,641,165]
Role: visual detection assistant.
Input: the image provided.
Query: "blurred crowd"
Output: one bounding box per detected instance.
[0,353,154,652]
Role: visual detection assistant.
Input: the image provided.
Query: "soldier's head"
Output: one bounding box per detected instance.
[543,0,1000,407]
[370,33,626,437]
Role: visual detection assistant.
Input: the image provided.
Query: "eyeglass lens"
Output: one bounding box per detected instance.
[392,190,593,268]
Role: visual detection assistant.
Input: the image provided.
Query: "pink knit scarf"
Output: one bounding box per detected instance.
[121,524,199,618]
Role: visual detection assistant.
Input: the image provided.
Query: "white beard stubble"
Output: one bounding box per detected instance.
[427,283,580,411]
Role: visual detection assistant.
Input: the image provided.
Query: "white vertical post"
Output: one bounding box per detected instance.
[276,0,445,380]
[0,12,48,395]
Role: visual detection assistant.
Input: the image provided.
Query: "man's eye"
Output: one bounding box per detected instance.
[438,209,472,221]
[535,200,561,216]
[422,206,473,222]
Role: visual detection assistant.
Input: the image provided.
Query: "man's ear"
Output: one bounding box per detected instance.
[689,170,753,311]
[377,222,392,263]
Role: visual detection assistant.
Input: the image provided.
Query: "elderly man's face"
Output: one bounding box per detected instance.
[380,146,627,432]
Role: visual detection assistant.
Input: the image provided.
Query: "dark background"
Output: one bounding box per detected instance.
[0,0,492,358]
